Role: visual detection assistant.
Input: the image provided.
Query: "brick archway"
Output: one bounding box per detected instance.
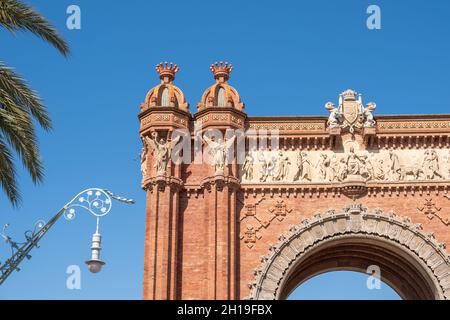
[139,72,450,300]
[248,204,450,300]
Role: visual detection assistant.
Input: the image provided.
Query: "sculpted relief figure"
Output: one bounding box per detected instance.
[316,153,332,181]
[259,152,269,182]
[145,132,181,175]
[372,158,385,181]
[275,151,291,181]
[423,149,444,180]
[337,158,348,181]
[242,154,254,181]
[360,155,374,180]
[293,150,303,181]
[329,154,339,182]
[203,135,236,175]
[315,153,326,181]
[293,151,312,182]
[346,147,362,176]
[329,148,368,182]
[387,149,402,181]
[259,151,276,182]
[239,147,450,184]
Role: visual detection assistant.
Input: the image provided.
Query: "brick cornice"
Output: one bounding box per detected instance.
[241,180,450,199]
[139,107,192,133]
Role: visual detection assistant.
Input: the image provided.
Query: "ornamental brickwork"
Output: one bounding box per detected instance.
[139,62,450,300]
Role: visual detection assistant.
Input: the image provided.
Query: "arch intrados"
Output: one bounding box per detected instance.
[279,235,439,300]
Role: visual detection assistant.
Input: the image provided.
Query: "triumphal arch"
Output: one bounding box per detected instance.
[139,62,450,300]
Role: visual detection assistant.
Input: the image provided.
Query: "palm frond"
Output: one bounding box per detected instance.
[0,90,43,184]
[0,137,20,206]
[0,0,70,206]
[0,0,70,56]
[0,62,51,130]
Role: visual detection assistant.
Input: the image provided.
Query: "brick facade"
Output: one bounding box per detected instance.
[139,62,450,300]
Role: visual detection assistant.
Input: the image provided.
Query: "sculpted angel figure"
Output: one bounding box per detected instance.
[242,154,254,181]
[145,133,181,175]
[325,102,342,128]
[203,135,236,175]
[363,102,377,128]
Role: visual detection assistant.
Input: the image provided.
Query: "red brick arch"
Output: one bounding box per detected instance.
[248,204,450,300]
[139,69,450,300]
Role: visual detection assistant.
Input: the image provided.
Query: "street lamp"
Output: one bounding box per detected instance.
[86,232,105,273]
[0,188,134,285]
[63,188,130,274]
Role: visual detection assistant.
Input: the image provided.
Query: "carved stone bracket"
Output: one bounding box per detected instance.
[247,204,450,300]
[363,126,377,148]
[144,175,183,192]
[200,175,240,192]
[327,127,341,149]
[340,176,368,199]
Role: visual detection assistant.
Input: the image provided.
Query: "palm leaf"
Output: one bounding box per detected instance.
[0,0,70,206]
[0,137,20,206]
[0,62,51,130]
[0,0,70,56]
[0,89,43,183]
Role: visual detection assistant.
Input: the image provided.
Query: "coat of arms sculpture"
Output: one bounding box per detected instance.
[325,89,376,133]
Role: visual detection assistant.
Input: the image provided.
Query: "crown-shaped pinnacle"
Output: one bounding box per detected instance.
[340,89,358,101]
[155,61,179,82]
[210,61,233,82]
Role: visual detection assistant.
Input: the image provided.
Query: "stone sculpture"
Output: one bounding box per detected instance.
[145,132,181,175]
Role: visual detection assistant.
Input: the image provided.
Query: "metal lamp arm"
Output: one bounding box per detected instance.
[0,188,134,286]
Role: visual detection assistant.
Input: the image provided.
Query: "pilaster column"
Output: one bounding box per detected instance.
[142,176,183,300]
[202,176,240,299]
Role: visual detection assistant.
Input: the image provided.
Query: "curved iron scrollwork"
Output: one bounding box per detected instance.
[0,188,134,286]
[64,188,113,221]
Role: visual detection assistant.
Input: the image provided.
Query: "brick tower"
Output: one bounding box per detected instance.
[194,62,246,299]
[139,62,189,299]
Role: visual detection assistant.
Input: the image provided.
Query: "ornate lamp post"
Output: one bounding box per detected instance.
[0,188,134,285]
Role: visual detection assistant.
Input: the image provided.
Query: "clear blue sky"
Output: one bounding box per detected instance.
[0,0,448,299]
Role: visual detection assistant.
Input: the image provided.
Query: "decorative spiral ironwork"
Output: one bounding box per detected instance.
[24,220,45,242]
[0,219,45,260]
[0,187,134,286]
[63,188,113,221]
